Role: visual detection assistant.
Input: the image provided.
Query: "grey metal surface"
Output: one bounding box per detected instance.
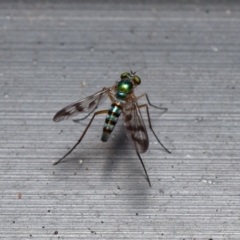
[0,1,240,239]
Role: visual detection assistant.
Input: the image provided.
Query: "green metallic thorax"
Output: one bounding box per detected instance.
[116,79,133,100]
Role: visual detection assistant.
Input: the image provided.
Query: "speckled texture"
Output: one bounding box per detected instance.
[0,1,240,239]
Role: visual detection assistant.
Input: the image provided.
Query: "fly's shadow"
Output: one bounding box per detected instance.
[101,123,148,184]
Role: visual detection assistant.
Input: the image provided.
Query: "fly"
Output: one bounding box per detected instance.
[53,71,171,187]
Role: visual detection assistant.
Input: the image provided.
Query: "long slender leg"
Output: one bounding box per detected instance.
[136,152,151,187]
[138,104,171,154]
[73,107,96,122]
[136,93,168,112]
[53,109,109,165]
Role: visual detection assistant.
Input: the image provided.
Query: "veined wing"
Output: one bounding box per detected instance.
[53,86,115,122]
[123,100,149,153]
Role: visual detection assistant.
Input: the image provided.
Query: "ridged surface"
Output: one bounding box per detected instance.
[0,1,240,239]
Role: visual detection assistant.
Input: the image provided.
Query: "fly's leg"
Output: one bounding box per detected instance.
[54,109,109,165]
[123,103,152,187]
[136,152,151,187]
[138,104,171,154]
[73,108,96,122]
[136,93,168,112]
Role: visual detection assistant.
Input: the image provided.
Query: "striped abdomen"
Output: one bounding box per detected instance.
[101,102,122,142]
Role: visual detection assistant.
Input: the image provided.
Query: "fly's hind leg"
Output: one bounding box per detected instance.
[54,109,109,165]
[138,104,171,154]
[136,152,151,187]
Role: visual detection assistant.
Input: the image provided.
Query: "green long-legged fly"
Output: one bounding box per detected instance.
[53,71,171,187]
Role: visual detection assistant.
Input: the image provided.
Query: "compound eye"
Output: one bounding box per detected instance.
[133,75,141,85]
[120,72,129,79]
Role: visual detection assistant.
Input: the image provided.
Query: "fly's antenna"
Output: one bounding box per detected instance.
[133,65,147,74]
[124,61,147,75]
[125,61,133,73]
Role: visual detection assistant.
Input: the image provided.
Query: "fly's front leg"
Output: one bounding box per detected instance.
[138,104,171,154]
[136,93,168,112]
[73,108,96,123]
[54,109,109,165]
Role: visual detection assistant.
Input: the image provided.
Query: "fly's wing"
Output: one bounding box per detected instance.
[123,100,149,153]
[53,86,114,122]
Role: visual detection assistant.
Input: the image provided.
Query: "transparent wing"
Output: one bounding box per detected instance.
[123,100,149,153]
[53,86,114,122]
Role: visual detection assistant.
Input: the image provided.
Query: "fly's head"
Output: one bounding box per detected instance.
[116,72,141,100]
